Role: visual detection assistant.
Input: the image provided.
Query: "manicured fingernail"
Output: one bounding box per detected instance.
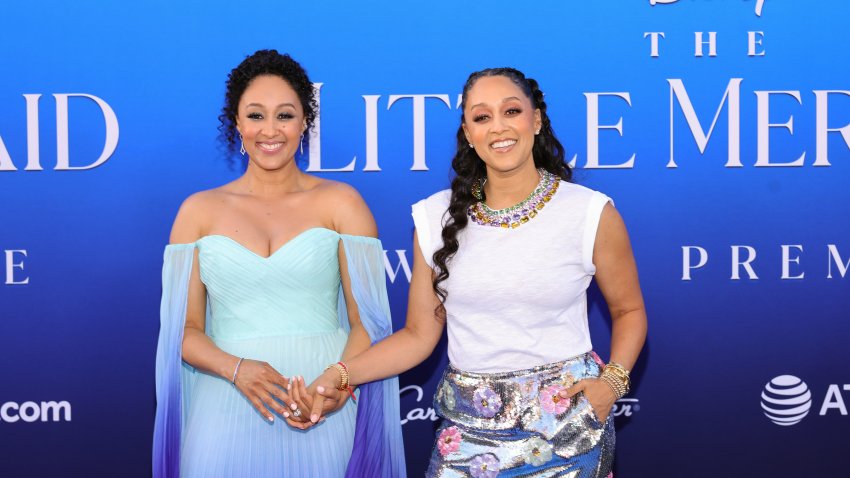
[268,416,274,422]
[317,386,325,393]
[287,383,292,391]
[283,411,290,418]
[290,403,298,410]
[311,414,318,423]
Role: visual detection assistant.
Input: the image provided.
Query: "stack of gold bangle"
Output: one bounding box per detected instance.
[599,362,630,399]
[326,362,350,391]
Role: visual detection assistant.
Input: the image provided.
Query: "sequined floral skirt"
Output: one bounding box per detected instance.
[427,352,615,478]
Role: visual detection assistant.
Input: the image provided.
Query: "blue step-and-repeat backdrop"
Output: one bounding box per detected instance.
[1,1,848,476]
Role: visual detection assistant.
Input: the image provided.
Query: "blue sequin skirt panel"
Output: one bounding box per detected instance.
[427,352,615,478]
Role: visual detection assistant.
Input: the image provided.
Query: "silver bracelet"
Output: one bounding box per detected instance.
[231,357,244,385]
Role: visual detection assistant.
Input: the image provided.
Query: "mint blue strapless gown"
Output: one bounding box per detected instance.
[181,228,357,477]
[154,229,406,478]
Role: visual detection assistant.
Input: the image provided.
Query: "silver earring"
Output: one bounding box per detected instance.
[469,143,475,149]
[300,135,304,155]
[239,134,246,155]
[535,129,540,135]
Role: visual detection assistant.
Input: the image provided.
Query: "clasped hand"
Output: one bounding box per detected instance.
[285,374,348,430]
[232,359,347,430]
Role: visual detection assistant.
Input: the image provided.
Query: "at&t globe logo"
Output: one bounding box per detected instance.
[760,375,812,426]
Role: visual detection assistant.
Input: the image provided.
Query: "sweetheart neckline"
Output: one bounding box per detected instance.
[197,227,339,260]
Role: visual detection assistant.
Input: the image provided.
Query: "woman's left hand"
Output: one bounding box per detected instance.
[562,378,616,422]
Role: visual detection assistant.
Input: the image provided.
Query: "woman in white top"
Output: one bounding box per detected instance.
[303,67,647,477]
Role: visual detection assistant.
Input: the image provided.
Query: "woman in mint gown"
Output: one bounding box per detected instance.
[152,50,405,478]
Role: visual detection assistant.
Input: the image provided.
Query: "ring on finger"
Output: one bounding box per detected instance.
[292,408,302,418]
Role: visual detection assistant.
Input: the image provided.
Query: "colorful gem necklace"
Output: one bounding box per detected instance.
[468,169,560,229]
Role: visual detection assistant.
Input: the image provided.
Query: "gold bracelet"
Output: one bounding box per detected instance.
[600,362,631,398]
[599,373,626,399]
[336,362,350,391]
[325,362,357,402]
[603,362,630,384]
[603,367,629,392]
[325,363,349,391]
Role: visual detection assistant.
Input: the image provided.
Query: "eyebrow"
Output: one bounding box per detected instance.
[246,102,297,109]
[470,96,523,109]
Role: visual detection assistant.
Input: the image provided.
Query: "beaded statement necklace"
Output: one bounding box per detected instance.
[468,169,560,229]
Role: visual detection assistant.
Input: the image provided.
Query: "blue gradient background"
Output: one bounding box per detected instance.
[1,1,848,476]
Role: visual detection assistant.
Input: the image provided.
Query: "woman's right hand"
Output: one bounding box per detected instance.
[302,368,345,423]
[231,359,295,423]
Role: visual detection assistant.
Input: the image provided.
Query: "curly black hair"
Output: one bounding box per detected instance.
[218,49,318,159]
[431,67,573,317]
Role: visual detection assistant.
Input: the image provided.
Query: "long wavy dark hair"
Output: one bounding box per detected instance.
[431,67,572,316]
[218,49,318,168]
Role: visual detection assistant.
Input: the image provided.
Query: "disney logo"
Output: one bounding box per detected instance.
[650,0,765,17]
[400,385,440,426]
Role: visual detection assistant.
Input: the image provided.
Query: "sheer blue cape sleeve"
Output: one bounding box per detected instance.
[152,244,197,478]
[339,235,407,478]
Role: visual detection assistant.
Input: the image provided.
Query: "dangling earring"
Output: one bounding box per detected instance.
[300,135,304,155]
[471,177,486,200]
[239,134,246,155]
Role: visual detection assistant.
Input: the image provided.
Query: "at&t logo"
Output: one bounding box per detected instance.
[760,375,812,426]
[761,375,850,426]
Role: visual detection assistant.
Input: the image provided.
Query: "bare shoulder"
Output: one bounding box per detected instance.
[169,188,226,244]
[599,202,626,233]
[313,179,377,238]
[596,202,631,251]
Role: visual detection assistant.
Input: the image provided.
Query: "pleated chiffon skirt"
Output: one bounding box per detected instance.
[180,329,357,478]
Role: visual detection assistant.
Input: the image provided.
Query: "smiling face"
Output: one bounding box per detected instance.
[462,75,542,175]
[236,74,306,171]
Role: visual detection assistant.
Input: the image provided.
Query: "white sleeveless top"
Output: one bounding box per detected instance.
[412,181,611,373]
